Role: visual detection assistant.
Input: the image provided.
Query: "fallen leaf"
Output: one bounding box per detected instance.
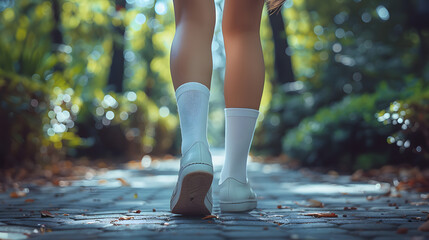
[63,214,69,216]
[351,169,364,181]
[307,199,324,207]
[396,228,408,234]
[277,205,290,209]
[133,210,141,213]
[118,216,134,220]
[116,178,130,186]
[418,221,429,232]
[343,207,357,210]
[366,195,380,201]
[391,193,402,198]
[41,210,55,218]
[202,215,218,220]
[24,199,35,203]
[295,199,324,208]
[304,213,338,218]
[51,179,60,186]
[161,222,169,226]
[152,208,156,212]
[10,191,26,198]
[134,193,138,199]
[98,179,107,185]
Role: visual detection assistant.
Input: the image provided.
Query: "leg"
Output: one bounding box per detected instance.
[170,0,216,90]
[218,0,265,212]
[170,0,216,216]
[170,0,215,155]
[222,0,265,109]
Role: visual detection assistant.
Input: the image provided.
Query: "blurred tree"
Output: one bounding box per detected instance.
[404,0,429,77]
[107,0,126,93]
[268,12,294,85]
[51,0,64,72]
[254,0,429,169]
[0,0,179,167]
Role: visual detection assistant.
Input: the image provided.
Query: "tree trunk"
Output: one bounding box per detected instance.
[268,12,295,85]
[107,0,126,93]
[51,0,65,72]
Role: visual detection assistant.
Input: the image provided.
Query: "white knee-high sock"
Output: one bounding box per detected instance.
[219,108,259,184]
[175,82,210,155]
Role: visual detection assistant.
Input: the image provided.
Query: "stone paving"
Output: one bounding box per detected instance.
[1,148,429,239]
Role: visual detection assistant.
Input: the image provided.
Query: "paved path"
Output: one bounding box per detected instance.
[1,149,429,239]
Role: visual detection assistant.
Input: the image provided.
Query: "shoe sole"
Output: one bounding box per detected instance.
[220,200,257,212]
[171,170,213,216]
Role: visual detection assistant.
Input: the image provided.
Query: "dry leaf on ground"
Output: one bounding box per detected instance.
[24,199,35,203]
[304,213,338,218]
[118,216,134,220]
[277,205,290,209]
[202,215,218,220]
[10,191,26,198]
[116,178,130,186]
[98,179,107,185]
[343,207,357,210]
[366,195,381,201]
[133,210,141,213]
[41,210,55,218]
[350,169,364,181]
[418,221,429,232]
[295,199,324,208]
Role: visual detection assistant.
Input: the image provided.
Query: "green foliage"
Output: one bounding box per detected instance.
[87,90,178,156]
[377,78,429,160]
[255,0,429,169]
[0,71,50,166]
[282,78,428,170]
[0,0,179,166]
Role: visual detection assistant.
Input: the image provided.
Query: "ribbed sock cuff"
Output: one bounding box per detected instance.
[225,108,260,118]
[175,82,210,101]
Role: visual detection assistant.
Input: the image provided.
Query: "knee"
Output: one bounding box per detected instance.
[175,1,216,35]
[221,0,264,39]
[222,17,260,39]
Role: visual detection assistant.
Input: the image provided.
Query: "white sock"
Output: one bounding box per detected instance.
[219,108,259,184]
[175,82,210,155]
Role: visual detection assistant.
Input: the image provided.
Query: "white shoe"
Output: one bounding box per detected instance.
[170,141,213,215]
[218,177,257,212]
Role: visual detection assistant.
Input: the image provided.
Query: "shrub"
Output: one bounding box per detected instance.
[282,78,428,171]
